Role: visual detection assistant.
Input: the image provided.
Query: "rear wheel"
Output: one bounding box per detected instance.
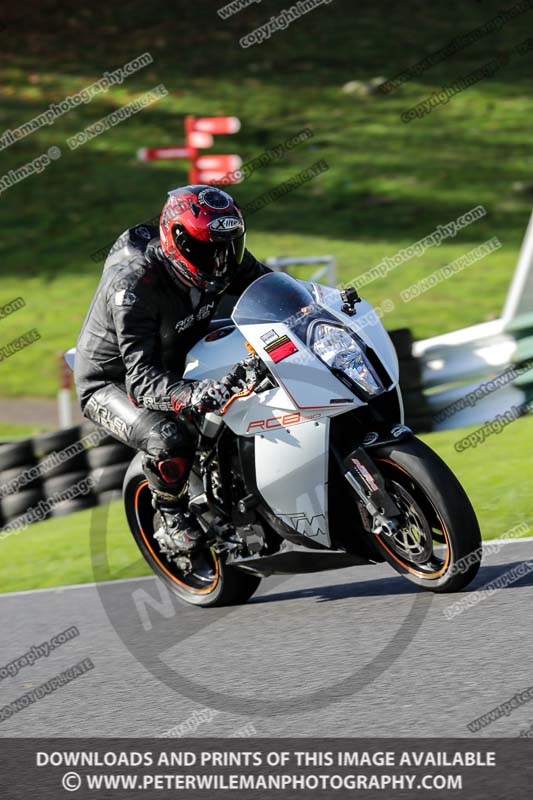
[353,437,481,592]
[123,457,262,608]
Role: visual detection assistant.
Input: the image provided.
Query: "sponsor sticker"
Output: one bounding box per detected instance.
[391,424,411,438]
[260,329,278,345]
[263,334,298,363]
[351,458,379,493]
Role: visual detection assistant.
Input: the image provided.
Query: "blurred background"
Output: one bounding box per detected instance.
[0,0,532,590]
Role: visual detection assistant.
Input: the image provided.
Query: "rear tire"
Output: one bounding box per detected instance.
[355,436,481,593]
[123,455,262,608]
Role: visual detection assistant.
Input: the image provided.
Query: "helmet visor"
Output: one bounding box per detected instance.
[174,228,245,277]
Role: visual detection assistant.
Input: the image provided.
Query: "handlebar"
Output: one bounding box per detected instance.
[219,354,266,416]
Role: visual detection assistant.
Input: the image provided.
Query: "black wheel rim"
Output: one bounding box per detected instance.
[357,459,451,579]
[133,480,219,595]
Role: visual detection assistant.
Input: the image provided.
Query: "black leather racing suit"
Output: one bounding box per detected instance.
[74,224,270,498]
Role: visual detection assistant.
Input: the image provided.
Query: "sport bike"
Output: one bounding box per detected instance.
[69,272,482,607]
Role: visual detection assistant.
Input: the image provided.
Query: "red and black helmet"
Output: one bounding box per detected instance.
[159,185,246,294]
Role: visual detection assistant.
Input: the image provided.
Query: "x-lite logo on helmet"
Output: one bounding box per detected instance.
[208,217,244,233]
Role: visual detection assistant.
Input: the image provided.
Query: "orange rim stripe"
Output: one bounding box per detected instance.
[373,458,451,579]
[134,480,219,595]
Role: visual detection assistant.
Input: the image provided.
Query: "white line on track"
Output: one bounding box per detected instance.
[0,574,156,599]
[1,537,533,599]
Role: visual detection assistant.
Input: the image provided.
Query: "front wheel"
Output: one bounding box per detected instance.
[123,456,262,608]
[354,437,481,593]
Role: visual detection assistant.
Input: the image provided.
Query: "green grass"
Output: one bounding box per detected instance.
[1,416,531,595]
[1,0,532,396]
[0,498,150,594]
[420,415,533,539]
[0,421,54,439]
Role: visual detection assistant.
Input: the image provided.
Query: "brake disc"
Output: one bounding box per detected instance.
[384,480,433,564]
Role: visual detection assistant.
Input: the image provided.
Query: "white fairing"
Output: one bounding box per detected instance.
[184,277,401,546]
[254,417,331,547]
[183,326,249,380]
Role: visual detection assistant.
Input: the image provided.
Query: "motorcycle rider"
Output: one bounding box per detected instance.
[74,185,271,553]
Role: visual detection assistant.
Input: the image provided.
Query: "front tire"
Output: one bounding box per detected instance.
[355,437,481,593]
[123,455,262,608]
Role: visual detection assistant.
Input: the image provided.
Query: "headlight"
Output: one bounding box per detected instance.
[310,322,383,397]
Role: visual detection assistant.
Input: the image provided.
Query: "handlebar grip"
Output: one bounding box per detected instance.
[222,362,248,390]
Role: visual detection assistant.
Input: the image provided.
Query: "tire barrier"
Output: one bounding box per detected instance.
[0,422,134,530]
[89,462,133,494]
[1,488,46,524]
[86,443,133,469]
[1,464,42,495]
[43,470,91,497]
[0,439,34,471]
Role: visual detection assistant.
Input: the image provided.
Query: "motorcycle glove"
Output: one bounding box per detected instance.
[187,378,234,414]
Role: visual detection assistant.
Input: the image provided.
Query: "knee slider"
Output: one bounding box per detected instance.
[157,456,190,484]
[145,418,188,460]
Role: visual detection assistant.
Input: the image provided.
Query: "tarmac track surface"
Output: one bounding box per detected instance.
[1,539,532,737]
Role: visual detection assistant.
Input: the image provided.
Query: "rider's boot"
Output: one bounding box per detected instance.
[152,485,205,555]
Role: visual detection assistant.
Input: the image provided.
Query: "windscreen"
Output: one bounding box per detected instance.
[232,272,316,326]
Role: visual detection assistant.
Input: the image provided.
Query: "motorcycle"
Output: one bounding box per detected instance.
[68,272,482,607]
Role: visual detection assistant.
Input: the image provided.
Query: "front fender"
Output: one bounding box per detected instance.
[359,423,414,450]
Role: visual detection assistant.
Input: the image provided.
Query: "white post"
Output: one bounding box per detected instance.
[57,389,73,429]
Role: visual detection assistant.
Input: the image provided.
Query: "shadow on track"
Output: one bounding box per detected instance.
[249,558,533,606]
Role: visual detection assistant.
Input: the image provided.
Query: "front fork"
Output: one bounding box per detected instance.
[334,426,413,538]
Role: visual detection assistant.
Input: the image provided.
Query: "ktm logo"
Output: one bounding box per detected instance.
[247,412,321,433]
[281,512,327,539]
